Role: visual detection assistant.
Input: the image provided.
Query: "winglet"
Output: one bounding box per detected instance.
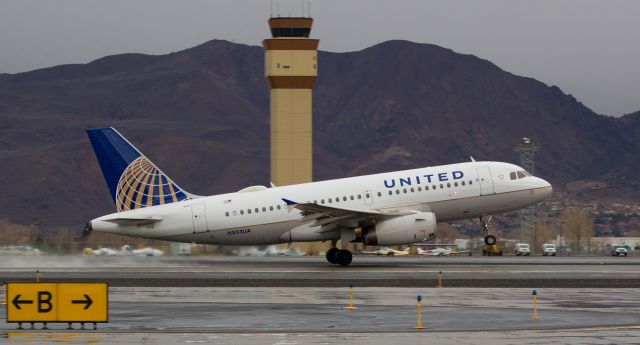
[281,198,299,212]
[282,198,298,206]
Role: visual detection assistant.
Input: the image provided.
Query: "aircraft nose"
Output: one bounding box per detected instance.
[538,178,553,198]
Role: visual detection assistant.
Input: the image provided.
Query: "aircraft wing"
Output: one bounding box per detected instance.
[282,198,414,232]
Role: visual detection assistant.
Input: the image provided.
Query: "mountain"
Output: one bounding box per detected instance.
[0,39,638,230]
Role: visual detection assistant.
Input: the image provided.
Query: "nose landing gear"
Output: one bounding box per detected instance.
[481,216,496,245]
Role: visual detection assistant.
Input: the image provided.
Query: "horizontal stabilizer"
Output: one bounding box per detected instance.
[102,217,163,226]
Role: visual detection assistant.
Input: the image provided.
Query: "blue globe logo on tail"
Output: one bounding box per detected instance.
[87,127,195,212]
[115,156,189,211]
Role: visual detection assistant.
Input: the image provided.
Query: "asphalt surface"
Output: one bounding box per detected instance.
[1,287,640,343]
[1,256,639,344]
[0,255,638,287]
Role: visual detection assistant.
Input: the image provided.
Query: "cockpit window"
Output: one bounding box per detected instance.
[510,170,531,180]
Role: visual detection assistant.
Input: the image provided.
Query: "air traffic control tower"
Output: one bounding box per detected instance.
[263,17,318,186]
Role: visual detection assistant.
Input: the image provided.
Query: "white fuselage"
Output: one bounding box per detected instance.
[90,161,552,245]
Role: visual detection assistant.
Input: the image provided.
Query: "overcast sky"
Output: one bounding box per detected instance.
[1,0,639,116]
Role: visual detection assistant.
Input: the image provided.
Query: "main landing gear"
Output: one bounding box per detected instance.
[326,240,353,267]
[481,216,497,246]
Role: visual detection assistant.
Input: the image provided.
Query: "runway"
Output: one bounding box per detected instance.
[0,255,638,287]
[1,255,639,344]
[1,286,640,344]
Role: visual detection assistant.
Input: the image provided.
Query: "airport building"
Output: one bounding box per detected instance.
[263,17,318,186]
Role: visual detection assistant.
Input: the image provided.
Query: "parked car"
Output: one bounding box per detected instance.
[541,243,557,256]
[611,245,628,257]
[514,243,531,256]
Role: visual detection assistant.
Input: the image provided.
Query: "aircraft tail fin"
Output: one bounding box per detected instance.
[86,127,195,212]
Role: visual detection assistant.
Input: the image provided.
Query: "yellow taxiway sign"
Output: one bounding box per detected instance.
[6,283,108,323]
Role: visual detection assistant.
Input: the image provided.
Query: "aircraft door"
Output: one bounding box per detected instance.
[363,190,373,206]
[476,166,495,195]
[191,203,208,233]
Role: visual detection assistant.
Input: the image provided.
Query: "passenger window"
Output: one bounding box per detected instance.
[328,198,332,203]
[461,181,465,186]
[439,184,444,189]
[418,186,422,191]
[225,212,229,217]
[377,192,382,197]
[366,193,370,198]
[403,189,407,194]
[454,182,458,187]
[321,199,325,204]
[396,190,400,195]
[357,195,362,199]
[343,196,347,201]
[255,208,259,213]
[350,195,354,200]
[388,191,393,196]
[313,200,317,204]
[469,180,473,185]
[336,196,340,202]
[517,171,526,179]
[447,183,451,188]
[425,186,429,191]
[277,205,281,210]
[240,210,244,215]
[432,185,436,190]
[269,206,274,211]
[410,188,414,193]
[510,172,517,180]
[248,209,252,214]
[262,207,266,212]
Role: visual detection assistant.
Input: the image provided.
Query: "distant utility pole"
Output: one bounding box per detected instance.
[514,138,538,247]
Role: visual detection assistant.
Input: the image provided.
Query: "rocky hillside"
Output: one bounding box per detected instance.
[0,39,638,229]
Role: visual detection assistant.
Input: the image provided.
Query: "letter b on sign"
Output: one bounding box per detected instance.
[38,291,53,313]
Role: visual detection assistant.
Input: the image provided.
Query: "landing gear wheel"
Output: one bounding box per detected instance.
[336,249,353,267]
[484,235,497,246]
[326,247,339,264]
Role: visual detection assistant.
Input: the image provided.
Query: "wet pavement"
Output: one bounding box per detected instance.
[0,256,639,344]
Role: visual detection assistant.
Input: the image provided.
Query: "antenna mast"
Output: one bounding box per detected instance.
[514,138,538,248]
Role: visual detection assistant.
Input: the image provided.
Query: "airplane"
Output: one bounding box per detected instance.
[416,247,468,256]
[279,247,307,256]
[86,247,120,256]
[235,245,307,257]
[234,245,282,256]
[85,245,164,257]
[84,128,552,267]
[121,244,165,257]
[363,247,411,256]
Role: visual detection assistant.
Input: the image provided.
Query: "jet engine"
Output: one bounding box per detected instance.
[361,212,436,246]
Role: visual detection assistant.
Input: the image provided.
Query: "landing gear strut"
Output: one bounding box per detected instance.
[481,216,496,246]
[325,240,353,267]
